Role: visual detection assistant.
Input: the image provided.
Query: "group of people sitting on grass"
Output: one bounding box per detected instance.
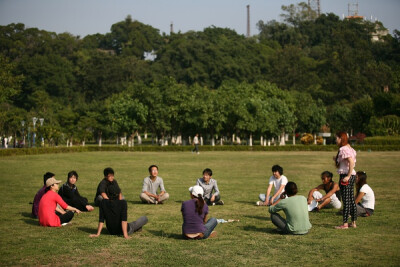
[256,164,375,233]
[31,165,224,239]
[32,131,375,238]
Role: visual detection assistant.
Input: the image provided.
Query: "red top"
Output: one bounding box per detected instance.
[38,190,69,227]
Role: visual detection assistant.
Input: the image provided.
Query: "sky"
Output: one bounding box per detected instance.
[0,0,399,38]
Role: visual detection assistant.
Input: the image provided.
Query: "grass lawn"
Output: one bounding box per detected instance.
[0,151,399,266]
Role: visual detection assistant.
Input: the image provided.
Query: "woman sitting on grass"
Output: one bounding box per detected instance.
[38,177,81,227]
[58,171,94,212]
[355,171,375,217]
[307,171,341,212]
[181,185,217,239]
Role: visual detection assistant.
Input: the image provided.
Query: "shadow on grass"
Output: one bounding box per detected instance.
[235,200,258,206]
[147,229,184,239]
[78,227,98,234]
[129,200,144,205]
[241,225,282,235]
[175,200,183,204]
[21,212,39,226]
[243,215,270,221]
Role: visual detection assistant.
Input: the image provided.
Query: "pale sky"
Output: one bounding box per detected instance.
[0,0,399,38]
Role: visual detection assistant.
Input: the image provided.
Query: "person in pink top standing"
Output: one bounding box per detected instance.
[38,177,81,227]
[333,131,357,229]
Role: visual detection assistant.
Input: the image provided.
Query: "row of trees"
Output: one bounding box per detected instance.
[1,2,399,147]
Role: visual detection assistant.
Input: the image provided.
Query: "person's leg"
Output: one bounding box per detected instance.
[214,195,224,205]
[202,217,218,239]
[158,193,170,203]
[339,174,350,225]
[356,203,367,217]
[258,194,266,202]
[348,175,357,226]
[128,216,148,235]
[330,194,342,209]
[140,193,156,204]
[94,195,103,206]
[58,211,75,224]
[270,212,287,232]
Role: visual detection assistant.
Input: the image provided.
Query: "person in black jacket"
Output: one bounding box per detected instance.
[89,181,148,239]
[58,171,94,212]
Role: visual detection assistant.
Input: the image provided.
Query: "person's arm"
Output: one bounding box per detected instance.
[89,222,104,237]
[101,192,109,200]
[121,221,131,239]
[271,184,285,205]
[342,157,355,183]
[66,205,81,214]
[322,183,339,200]
[158,179,166,197]
[56,205,66,214]
[203,214,208,224]
[264,184,273,205]
[355,191,365,205]
[118,192,123,200]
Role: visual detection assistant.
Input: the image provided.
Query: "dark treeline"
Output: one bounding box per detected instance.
[1,3,399,146]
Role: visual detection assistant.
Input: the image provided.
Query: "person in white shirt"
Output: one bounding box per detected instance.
[140,165,169,204]
[257,165,288,206]
[355,171,375,217]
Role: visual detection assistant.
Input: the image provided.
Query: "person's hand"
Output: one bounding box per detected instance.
[124,235,132,239]
[307,199,312,205]
[75,209,82,214]
[86,205,94,211]
[89,234,99,238]
[210,195,215,202]
[264,199,269,206]
[280,193,286,199]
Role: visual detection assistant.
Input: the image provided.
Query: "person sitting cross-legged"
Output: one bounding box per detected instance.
[90,183,148,239]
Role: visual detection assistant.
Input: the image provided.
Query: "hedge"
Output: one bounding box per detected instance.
[1,144,399,157]
[363,136,400,145]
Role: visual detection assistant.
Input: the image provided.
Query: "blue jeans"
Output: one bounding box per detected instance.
[202,217,218,239]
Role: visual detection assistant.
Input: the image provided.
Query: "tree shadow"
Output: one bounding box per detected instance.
[147,229,184,239]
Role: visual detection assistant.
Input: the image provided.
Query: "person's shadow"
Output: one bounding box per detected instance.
[147,229,184,239]
[21,212,39,226]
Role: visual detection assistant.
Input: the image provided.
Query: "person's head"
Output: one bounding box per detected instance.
[103,167,114,182]
[67,170,78,186]
[45,177,62,192]
[356,171,367,189]
[272,165,283,178]
[320,171,333,185]
[335,132,349,147]
[107,183,121,200]
[43,172,55,185]
[148,165,159,178]
[189,185,205,215]
[284,182,298,197]
[202,168,212,182]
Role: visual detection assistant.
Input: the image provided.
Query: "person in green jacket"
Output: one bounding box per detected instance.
[268,181,312,235]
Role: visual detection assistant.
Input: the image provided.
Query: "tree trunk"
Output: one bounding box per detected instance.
[249,133,253,146]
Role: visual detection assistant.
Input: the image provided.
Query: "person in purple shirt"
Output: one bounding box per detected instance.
[32,172,65,218]
[181,185,218,239]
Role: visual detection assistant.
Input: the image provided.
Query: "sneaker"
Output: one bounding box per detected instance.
[256,201,265,206]
[216,200,224,205]
[61,223,69,226]
[155,201,158,205]
[209,231,217,238]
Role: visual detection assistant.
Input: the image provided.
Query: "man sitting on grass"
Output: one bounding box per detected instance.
[140,165,169,204]
[90,183,148,239]
[268,182,312,235]
[94,167,123,206]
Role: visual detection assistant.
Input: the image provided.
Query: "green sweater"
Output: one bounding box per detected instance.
[269,195,312,234]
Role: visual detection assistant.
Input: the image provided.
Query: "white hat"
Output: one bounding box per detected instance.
[189,185,204,197]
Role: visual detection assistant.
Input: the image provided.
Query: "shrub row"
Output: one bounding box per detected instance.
[1,144,399,157]
[363,136,400,145]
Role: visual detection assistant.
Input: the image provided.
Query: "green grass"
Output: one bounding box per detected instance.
[0,151,399,266]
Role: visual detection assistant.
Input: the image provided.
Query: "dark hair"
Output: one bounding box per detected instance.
[148,165,158,173]
[43,172,55,185]
[356,171,368,193]
[272,165,283,175]
[321,171,333,181]
[285,182,298,196]
[336,131,349,147]
[202,168,212,176]
[67,170,78,181]
[193,194,205,215]
[103,167,114,177]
